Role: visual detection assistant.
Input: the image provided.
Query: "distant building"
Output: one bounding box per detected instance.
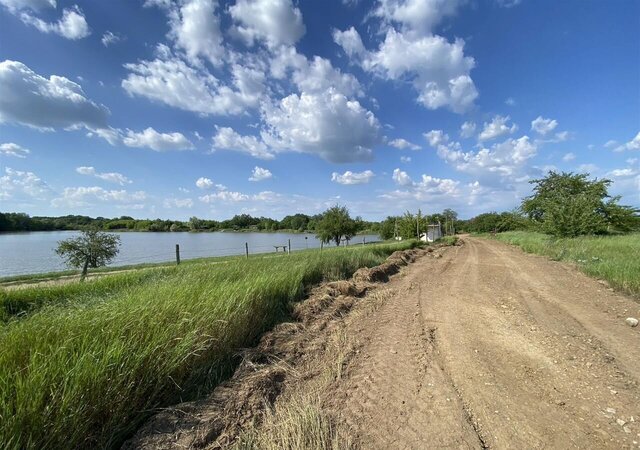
[420,224,442,242]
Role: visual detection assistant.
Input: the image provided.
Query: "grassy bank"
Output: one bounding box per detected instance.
[0,240,418,449]
[492,231,640,298]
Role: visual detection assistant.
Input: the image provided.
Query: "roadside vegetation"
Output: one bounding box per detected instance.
[493,231,640,298]
[0,239,420,449]
[461,172,640,298]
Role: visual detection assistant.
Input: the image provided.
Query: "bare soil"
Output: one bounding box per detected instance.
[126,237,640,449]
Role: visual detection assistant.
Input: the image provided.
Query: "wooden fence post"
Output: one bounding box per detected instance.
[175,244,180,265]
[320,241,323,252]
[245,242,249,259]
[288,239,291,255]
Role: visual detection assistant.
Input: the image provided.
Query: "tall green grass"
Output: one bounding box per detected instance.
[493,231,640,297]
[0,241,417,449]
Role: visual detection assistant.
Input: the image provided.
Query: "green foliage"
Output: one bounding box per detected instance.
[522,171,639,237]
[0,241,417,449]
[458,211,529,233]
[315,205,358,246]
[494,231,640,297]
[55,230,121,276]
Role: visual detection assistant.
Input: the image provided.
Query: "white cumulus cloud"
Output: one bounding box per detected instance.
[75,166,132,186]
[20,5,90,40]
[531,116,558,135]
[334,26,477,113]
[229,0,305,48]
[389,138,421,150]
[123,127,194,151]
[260,88,381,163]
[478,115,517,142]
[392,168,414,186]
[122,48,265,116]
[0,142,30,158]
[331,170,375,185]
[101,31,124,47]
[459,120,476,138]
[613,131,640,152]
[212,126,275,160]
[249,166,273,181]
[0,60,109,130]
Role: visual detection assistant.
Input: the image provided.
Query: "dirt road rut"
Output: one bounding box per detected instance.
[331,237,640,449]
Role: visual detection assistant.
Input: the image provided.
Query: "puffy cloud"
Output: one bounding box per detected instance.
[0,142,30,158]
[101,31,124,47]
[0,167,50,200]
[0,0,55,12]
[229,0,305,48]
[260,88,381,163]
[52,186,147,208]
[607,168,638,178]
[384,170,460,202]
[75,166,132,186]
[531,116,558,135]
[199,190,249,203]
[478,115,517,141]
[459,120,476,138]
[331,170,375,185]
[562,152,576,162]
[170,0,224,66]
[289,54,361,97]
[332,27,366,58]
[392,168,413,186]
[123,127,194,151]
[426,130,537,178]
[389,138,421,150]
[334,27,477,113]
[612,131,640,152]
[163,197,194,208]
[505,97,516,106]
[373,0,462,37]
[249,166,273,181]
[423,129,448,147]
[212,126,275,159]
[0,60,109,129]
[400,155,411,163]
[122,49,265,116]
[195,177,214,189]
[20,5,90,40]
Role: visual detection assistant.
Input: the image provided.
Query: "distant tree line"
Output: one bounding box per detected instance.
[0,212,382,235]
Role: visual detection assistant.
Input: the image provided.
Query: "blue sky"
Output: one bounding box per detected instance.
[0,0,638,220]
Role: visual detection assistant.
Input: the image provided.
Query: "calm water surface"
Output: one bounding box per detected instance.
[0,231,379,277]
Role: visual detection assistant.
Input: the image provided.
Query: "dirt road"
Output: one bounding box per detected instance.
[330,237,640,449]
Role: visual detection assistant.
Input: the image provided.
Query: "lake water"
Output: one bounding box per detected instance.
[0,231,380,278]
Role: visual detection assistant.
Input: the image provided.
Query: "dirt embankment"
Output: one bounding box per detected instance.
[124,245,444,449]
[126,237,640,449]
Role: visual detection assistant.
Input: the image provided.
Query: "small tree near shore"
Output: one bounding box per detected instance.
[316,205,357,246]
[56,230,121,281]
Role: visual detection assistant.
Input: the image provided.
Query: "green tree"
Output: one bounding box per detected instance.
[55,230,121,281]
[522,171,639,237]
[315,205,357,246]
[188,216,202,231]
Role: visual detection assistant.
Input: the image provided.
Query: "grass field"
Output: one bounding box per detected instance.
[0,240,418,449]
[492,231,640,298]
